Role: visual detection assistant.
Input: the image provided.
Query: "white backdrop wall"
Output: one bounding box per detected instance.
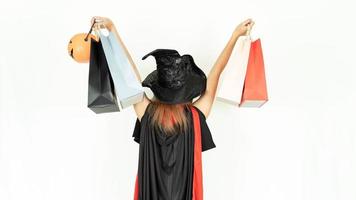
[1,0,356,199]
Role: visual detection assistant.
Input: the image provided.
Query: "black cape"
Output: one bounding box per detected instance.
[132,103,216,200]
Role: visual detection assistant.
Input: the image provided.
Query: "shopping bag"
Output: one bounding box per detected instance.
[87,38,121,114]
[96,27,144,110]
[240,38,268,107]
[216,35,252,105]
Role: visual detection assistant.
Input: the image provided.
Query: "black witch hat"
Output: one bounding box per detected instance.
[141,49,207,104]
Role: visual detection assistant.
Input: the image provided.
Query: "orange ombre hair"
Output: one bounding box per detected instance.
[147,96,193,135]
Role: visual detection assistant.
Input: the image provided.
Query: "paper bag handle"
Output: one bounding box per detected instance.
[246,24,252,39]
[85,19,106,41]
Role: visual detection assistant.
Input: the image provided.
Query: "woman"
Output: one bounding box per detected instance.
[92,16,254,200]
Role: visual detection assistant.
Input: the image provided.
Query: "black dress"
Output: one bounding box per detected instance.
[132,103,216,200]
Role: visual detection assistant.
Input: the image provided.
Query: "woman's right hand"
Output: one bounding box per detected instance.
[232,18,255,39]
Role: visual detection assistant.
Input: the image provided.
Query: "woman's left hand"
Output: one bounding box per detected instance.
[91,16,113,30]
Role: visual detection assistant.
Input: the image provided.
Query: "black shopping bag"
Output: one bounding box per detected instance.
[87,38,120,114]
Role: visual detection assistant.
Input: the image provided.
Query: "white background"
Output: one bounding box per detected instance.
[1,0,356,199]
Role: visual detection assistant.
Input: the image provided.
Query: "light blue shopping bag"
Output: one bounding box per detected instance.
[97,28,144,110]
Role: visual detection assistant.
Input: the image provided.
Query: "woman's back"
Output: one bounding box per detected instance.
[132,102,215,200]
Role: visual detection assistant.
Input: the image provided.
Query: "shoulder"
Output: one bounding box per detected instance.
[190,105,216,152]
[134,95,152,122]
[132,102,152,144]
[191,105,207,120]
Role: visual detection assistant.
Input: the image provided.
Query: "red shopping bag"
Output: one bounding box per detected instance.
[240,38,268,107]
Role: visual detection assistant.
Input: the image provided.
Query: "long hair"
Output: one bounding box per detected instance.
[147,96,193,135]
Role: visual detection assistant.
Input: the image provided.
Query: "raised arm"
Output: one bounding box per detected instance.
[92,16,151,121]
[193,18,254,118]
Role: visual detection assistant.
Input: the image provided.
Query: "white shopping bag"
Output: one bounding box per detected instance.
[96,27,144,109]
[216,35,252,105]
